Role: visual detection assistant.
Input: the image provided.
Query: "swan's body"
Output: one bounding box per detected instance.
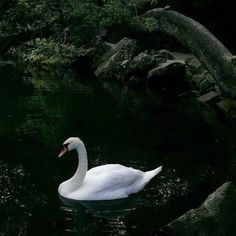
[58,137,162,201]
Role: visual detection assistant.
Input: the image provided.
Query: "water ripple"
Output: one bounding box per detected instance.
[142,167,189,206]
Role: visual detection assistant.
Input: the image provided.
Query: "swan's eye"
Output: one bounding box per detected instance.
[63,143,69,150]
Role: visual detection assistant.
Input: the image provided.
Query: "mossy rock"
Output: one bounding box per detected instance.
[161,182,236,236]
[95,37,140,80]
[132,52,156,73]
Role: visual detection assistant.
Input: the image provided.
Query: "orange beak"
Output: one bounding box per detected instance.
[58,146,68,158]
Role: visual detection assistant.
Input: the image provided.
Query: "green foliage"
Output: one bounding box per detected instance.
[1,0,159,71]
[62,0,103,45]
[139,17,159,32]
[9,38,90,68]
[0,0,55,37]
[101,0,159,27]
[102,0,132,26]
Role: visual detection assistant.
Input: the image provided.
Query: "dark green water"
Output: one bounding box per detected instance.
[0,66,234,235]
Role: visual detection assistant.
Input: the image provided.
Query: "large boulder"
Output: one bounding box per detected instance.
[147,59,185,86]
[132,52,156,73]
[95,37,140,80]
[161,182,236,236]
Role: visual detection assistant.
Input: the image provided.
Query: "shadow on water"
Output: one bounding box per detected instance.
[60,196,141,220]
[0,66,235,235]
[58,196,144,235]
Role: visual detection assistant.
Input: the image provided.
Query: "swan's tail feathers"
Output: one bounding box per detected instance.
[145,166,162,182]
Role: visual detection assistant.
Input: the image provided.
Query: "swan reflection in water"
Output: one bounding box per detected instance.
[59,194,144,235]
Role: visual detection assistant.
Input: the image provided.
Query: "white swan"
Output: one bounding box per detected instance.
[58,137,162,201]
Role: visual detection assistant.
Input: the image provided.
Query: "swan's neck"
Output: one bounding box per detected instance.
[61,142,88,195]
[72,143,88,187]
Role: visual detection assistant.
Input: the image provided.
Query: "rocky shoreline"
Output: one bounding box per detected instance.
[91,37,236,120]
[160,182,236,236]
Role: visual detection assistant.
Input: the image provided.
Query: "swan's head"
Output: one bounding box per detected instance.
[58,137,83,158]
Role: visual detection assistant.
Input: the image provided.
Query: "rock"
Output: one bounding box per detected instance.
[185,57,205,84]
[132,52,156,73]
[92,42,116,68]
[95,37,140,80]
[154,49,174,60]
[147,60,185,86]
[197,91,220,103]
[148,60,185,78]
[128,75,145,85]
[216,99,236,118]
[185,56,202,73]
[185,56,216,93]
[155,57,167,65]
[170,52,193,61]
[199,78,215,94]
[216,99,236,113]
[190,74,205,88]
[102,42,115,51]
[161,182,236,236]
